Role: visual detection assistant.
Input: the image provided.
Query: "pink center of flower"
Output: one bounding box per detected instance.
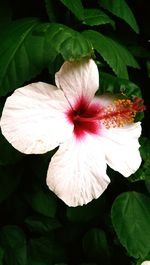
[66,96,145,140]
[67,97,102,139]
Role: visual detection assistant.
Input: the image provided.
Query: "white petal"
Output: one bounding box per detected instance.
[1,82,73,154]
[55,59,99,107]
[141,261,150,265]
[99,122,142,177]
[46,134,110,207]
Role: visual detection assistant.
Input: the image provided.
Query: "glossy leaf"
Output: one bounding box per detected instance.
[59,0,84,20]
[83,30,139,79]
[0,18,56,96]
[0,226,27,265]
[83,8,115,28]
[99,71,142,97]
[98,0,139,33]
[111,191,150,258]
[41,23,92,60]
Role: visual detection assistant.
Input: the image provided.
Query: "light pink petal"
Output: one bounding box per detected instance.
[46,134,110,207]
[0,82,73,154]
[99,122,142,177]
[55,59,99,108]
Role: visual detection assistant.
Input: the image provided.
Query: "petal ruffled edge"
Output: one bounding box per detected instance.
[99,122,142,177]
[46,134,110,207]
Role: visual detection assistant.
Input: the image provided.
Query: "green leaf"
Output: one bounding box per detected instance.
[54,262,67,265]
[147,61,150,78]
[0,247,4,264]
[29,261,48,265]
[25,215,61,234]
[83,30,139,79]
[29,237,67,264]
[145,166,150,194]
[0,132,24,165]
[83,8,115,28]
[0,226,27,265]
[98,0,139,33]
[111,191,150,258]
[0,164,21,203]
[139,137,150,162]
[82,228,109,263]
[44,0,57,22]
[41,23,92,60]
[59,0,84,20]
[67,196,105,223]
[99,71,142,98]
[0,18,57,96]
[25,187,57,218]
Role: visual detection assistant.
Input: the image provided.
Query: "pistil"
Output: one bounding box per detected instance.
[100,97,146,129]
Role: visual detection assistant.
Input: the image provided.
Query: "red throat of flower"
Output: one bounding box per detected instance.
[66,96,145,140]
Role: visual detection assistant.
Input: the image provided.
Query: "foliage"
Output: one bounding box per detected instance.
[0,0,149,265]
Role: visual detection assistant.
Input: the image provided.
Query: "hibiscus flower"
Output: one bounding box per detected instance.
[0,59,144,206]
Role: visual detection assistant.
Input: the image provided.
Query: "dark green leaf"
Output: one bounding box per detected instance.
[83,30,139,79]
[98,0,139,33]
[128,168,145,183]
[83,8,115,28]
[0,18,57,96]
[83,228,109,263]
[99,71,142,98]
[139,137,150,162]
[145,166,150,194]
[0,247,4,264]
[44,0,57,22]
[25,187,57,218]
[29,237,67,264]
[0,0,11,26]
[0,164,21,203]
[29,152,52,183]
[0,132,24,165]
[29,261,48,265]
[0,226,27,265]
[41,23,92,60]
[67,196,105,223]
[129,46,150,59]
[59,0,84,20]
[54,263,67,265]
[147,61,150,78]
[111,191,150,258]
[25,215,61,234]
